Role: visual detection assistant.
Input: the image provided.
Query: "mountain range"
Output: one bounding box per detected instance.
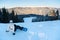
[7,7,60,16]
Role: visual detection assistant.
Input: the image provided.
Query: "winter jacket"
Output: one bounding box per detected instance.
[6,23,15,33]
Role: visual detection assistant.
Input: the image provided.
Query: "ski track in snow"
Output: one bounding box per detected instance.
[0,17,60,40]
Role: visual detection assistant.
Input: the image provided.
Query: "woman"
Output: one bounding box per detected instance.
[6,20,27,35]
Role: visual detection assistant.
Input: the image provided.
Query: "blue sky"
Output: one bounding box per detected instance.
[0,0,60,8]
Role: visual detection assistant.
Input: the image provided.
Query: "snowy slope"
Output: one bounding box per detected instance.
[0,17,60,40]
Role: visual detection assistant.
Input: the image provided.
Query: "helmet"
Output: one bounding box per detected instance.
[9,20,13,23]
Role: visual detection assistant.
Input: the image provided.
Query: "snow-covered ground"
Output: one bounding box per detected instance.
[0,17,60,40]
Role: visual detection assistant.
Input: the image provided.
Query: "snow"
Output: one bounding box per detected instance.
[0,17,60,40]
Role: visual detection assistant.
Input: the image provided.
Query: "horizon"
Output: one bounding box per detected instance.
[0,6,59,9]
[0,0,60,8]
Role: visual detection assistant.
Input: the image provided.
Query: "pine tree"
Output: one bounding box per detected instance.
[11,10,15,22]
[0,10,1,18]
[15,13,19,22]
[0,10,2,22]
[2,8,9,23]
[45,14,48,21]
[11,10,24,23]
[0,10,2,15]
[56,10,59,19]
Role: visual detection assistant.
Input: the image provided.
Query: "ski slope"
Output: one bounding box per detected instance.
[0,17,60,40]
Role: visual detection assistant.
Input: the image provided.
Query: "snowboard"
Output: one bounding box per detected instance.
[22,27,28,32]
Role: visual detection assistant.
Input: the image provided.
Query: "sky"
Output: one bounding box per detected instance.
[0,0,60,8]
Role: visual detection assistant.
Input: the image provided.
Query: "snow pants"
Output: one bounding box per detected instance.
[14,24,24,32]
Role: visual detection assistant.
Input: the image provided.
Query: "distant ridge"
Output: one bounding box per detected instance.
[6,7,59,16]
[0,7,60,16]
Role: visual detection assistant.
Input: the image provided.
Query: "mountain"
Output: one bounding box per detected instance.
[7,7,59,16]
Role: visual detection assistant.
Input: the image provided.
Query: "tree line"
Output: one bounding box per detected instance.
[32,9,60,22]
[0,8,24,23]
[0,8,60,23]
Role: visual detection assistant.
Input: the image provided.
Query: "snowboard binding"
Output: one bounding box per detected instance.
[22,27,28,32]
